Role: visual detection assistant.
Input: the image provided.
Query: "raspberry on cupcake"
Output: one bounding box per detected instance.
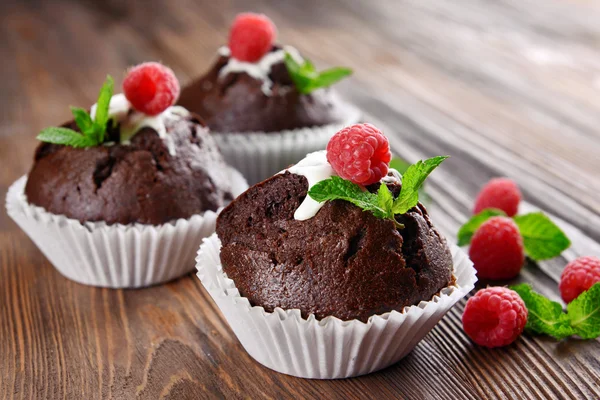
[178,12,361,184]
[196,123,477,378]
[6,62,247,288]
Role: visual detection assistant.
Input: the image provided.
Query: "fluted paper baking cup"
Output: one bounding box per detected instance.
[6,168,248,288]
[212,105,361,185]
[196,233,477,379]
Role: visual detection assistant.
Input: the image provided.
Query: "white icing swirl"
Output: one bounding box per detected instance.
[218,45,303,95]
[284,150,335,221]
[90,93,189,156]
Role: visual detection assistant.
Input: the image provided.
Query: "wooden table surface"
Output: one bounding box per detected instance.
[1,0,600,398]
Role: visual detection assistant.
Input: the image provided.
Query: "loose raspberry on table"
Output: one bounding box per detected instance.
[326,123,391,186]
[123,62,180,116]
[559,256,600,303]
[228,13,276,62]
[462,287,528,348]
[469,216,525,280]
[473,178,521,217]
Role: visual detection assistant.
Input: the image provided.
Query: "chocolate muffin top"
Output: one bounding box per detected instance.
[216,171,454,322]
[25,113,234,225]
[177,47,355,133]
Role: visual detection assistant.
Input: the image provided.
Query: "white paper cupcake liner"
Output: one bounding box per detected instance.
[6,169,248,289]
[196,233,477,379]
[212,105,362,185]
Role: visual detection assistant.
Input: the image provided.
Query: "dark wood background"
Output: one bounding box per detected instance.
[1,0,600,398]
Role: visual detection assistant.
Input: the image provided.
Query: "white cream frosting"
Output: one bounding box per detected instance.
[284,150,335,221]
[90,93,189,156]
[218,45,303,95]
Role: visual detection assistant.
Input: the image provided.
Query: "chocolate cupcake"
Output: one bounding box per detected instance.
[196,124,476,378]
[178,13,361,184]
[7,63,247,288]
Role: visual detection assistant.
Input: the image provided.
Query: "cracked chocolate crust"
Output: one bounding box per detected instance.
[24,115,234,225]
[216,172,454,322]
[177,46,353,133]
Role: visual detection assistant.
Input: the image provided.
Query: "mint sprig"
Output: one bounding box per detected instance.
[284,53,352,94]
[37,75,114,148]
[457,208,570,260]
[308,176,387,218]
[511,283,600,340]
[390,157,432,205]
[511,283,574,339]
[567,283,600,339]
[308,156,448,225]
[392,156,448,215]
[513,212,572,261]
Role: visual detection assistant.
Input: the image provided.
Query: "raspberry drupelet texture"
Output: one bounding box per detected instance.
[559,256,600,303]
[473,178,521,217]
[326,123,391,186]
[123,62,180,116]
[462,287,528,348]
[469,216,525,280]
[228,13,276,63]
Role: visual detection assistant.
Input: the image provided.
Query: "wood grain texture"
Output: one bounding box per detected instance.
[1,0,600,398]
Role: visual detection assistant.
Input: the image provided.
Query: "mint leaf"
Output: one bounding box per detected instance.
[70,107,94,135]
[513,212,571,260]
[457,208,507,246]
[38,75,114,148]
[284,52,352,94]
[390,157,432,205]
[308,176,387,217]
[92,75,114,143]
[377,184,394,219]
[308,157,446,224]
[511,283,575,339]
[567,283,600,339]
[284,53,312,91]
[392,156,448,215]
[304,67,352,93]
[36,127,97,148]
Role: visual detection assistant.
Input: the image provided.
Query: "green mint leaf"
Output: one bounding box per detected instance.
[304,67,353,93]
[70,106,94,135]
[510,284,575,339]
[457,208,507,246]
[377,184,394,219]
[392,156,449,215]
[92,75,114,143]
[567,283,600,339]
[300,58,317,75]
[513,212,571,261]
[36,127,98,148]
[308,176,387,218]
[284,52,351,94]
[284,53,313,94]
[390,157,432,205]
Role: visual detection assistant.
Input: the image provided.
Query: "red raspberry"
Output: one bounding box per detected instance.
[559,256,600,303]
[469,216,525,280]
[473,178,521,217]
[462,287,528,348]
[228,13,276,62]
[123,62,180,116]
[326,123,391,186]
